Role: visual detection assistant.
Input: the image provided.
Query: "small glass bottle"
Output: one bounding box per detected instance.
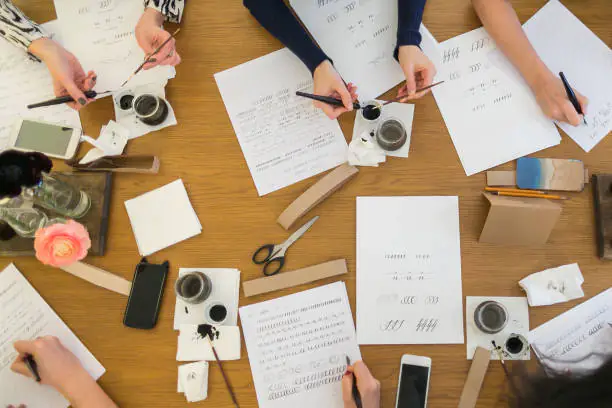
[0,197,49,238]
[23,173,91,219]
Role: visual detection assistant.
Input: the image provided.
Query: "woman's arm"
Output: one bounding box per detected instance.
[0,0,47,57]
[471,0,587,125]
[144,0,185,24]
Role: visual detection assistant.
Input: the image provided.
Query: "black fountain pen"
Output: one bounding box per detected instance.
[27,90,109,109]
[559,72,587,125]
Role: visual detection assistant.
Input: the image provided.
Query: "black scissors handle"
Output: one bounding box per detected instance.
[253,244,275,264]
[263,257,285,276]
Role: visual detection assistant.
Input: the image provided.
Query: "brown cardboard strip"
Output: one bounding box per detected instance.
[243,259,347,297]
[458,346,491,408]
[60,261,132,296]
[277,164,358,230]
[486,171,516,187]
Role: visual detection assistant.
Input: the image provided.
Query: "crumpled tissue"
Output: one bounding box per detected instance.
[518,263,584,306]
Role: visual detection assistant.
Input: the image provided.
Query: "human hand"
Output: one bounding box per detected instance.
[397,45,437,100]
[342,360,381,408]
[313,60,358,119]
[531,70,588,126]
[136,8,181,70]
[28,38,96,110]
[11,336,94,398]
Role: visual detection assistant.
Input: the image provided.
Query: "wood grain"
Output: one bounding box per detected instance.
[8,0,612,407]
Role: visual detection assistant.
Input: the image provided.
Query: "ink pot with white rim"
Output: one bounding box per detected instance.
[376,117,407,151]
[206,301,228,325]
[133,93,169,126]
[175,271,212,305]
[474,300,509,334]
[359,100,383,124]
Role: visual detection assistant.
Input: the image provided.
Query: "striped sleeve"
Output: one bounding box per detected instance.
[144,0,186,24]
[0,0,47,54]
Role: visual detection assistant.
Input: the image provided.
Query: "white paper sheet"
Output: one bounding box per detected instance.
[176,325,241,361]
[356,196,464,344]
[239,282,361,408]
[421,26,561,176]
[125,179,202,256]
[214,48,348,196]
[52,0,174,92]
[289,0,404,101]
[523,0,612,152]
[177,361,209,402]
[0,264,105,407]
[0,21,81,150]
[173,268,240,330]
[529,287,612,375]
[465,297,530,360]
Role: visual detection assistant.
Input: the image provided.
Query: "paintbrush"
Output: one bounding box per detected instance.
[120,27,181,88]
[371,80,445,110]
[27,90,111,109]
[206,336,239,408]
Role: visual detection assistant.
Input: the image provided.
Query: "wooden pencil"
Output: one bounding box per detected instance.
[491,191,569,200]
[484,187,546,195]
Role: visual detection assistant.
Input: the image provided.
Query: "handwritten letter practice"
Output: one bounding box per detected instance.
[215,48,348,196]
[529,287,612,375]
[290,0,404,100]
[239,282,361,408]
[421,26,561,176]
[0,264,105,408]
[356,196,464,344]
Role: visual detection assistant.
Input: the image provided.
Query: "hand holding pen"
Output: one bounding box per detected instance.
[342,359,381,408]
[531,69,588,126]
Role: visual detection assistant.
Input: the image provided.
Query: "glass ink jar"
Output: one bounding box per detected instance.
[376,117,408,151]
[133,93,169,126]
[23,173,91,219]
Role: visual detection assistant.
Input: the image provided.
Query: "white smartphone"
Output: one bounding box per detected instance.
[395,354,432,408]
[8,119,82,159]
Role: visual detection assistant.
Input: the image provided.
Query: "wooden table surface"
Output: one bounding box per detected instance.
[10,0,612,407]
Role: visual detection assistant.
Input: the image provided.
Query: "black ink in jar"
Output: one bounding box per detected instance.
[362,104,381,120]
[119,94,134,111]
[376,118,407,151]
[133,94,169,126]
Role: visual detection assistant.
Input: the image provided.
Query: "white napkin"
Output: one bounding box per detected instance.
[176,324,241,361]
[79,120,130,164]
[178,361,209,402]
[125,179,202,256]
[348,131,386,167]
[519,263,585,306]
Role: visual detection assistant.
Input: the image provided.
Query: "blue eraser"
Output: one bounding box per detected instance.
[516,157,543,190]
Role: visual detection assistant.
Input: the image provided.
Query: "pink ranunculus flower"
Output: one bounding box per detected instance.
[34,220,91,267]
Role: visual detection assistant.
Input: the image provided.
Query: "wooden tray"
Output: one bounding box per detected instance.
[0,172,112,256]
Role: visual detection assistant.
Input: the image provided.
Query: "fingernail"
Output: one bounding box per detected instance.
[78,98,86,106]
[92,76,97,82]
[148,58,157,63]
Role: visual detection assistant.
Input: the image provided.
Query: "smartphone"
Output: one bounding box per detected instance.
[123,258,168,329]
[8,119,82,159]
[395,354,432,408]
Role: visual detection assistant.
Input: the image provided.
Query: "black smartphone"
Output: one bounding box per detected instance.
[123,258,168,329]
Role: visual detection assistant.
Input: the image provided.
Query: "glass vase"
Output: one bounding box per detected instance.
[24,173,91,219]
[0,198,49,238]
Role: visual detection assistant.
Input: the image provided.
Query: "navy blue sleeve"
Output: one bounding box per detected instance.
[243,0,330,74]
[395,0,427,58]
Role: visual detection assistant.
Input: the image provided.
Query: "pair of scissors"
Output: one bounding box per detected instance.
[252,216,319,276]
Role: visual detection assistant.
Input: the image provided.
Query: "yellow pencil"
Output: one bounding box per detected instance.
[484,187,546,195]
[491,191,569,200]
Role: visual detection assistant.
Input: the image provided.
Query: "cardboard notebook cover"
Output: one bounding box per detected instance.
[480,193,562,245]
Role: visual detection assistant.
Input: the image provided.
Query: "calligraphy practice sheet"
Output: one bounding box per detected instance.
[0,21,81,150]
[215,48,348,196]
[529,288,612,375]
[523,0,612,152]
[356,196,464,344]
[53,0,175,92]
[0,264,105,407]
[422,27,561,176]
[290,0,404,100]
[239,282,361,408]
